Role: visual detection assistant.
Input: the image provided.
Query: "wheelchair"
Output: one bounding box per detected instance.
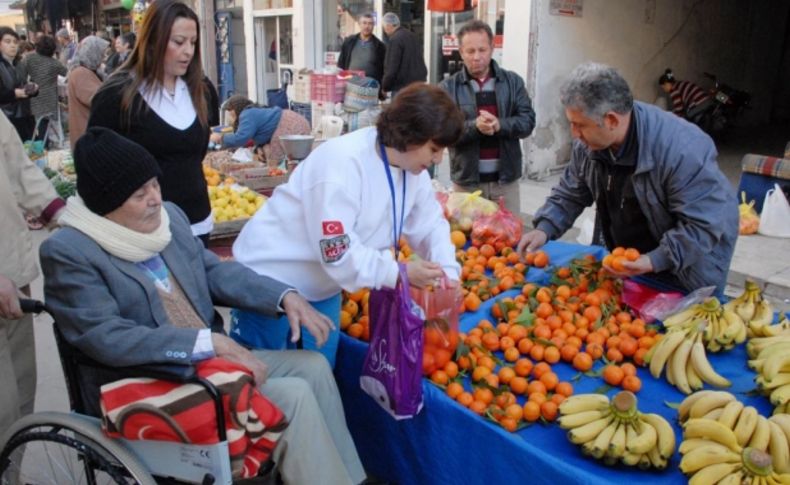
[0,300,273,485]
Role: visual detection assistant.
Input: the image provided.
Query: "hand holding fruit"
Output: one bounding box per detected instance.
[209,132,223,145]
[602,247,652,277]
[405,260,445,288]
[516,229,548,255]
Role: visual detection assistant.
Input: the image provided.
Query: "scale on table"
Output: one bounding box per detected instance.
[279,134,315,171]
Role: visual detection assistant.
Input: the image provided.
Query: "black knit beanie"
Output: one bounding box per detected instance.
[74,127,162,215]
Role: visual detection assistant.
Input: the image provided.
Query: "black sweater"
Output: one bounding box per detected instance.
[88,75,211,225]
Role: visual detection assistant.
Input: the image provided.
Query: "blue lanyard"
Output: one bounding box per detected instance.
[379,142,406,248]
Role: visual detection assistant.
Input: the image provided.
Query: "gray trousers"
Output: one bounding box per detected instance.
[254,349,365,485]
[0,313,36,437]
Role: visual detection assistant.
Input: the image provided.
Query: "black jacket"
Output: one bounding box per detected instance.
[439,60,536,186]
[381,27,427,92]
[337,33,386,83]
[0,56,30,119]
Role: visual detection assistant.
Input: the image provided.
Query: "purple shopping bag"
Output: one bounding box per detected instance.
[360,264,424,419]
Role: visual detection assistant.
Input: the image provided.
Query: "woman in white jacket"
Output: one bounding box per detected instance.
[231,83,464,367]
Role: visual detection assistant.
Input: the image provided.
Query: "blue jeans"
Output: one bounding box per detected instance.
[230,293,341,368]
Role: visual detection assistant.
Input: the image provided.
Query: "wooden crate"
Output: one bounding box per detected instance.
[210,217,249,239]
[229,166,289,191]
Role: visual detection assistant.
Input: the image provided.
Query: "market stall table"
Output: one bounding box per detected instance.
[334,241,773,485]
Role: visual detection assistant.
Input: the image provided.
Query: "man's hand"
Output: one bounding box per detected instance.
[517,229,548,256]
[475,115,494,136]
[211,333,268,386]
[14,88,28,99]
[209,132,223,144]
[478,110,500,133]
[405,260,445,288]
[605,255,654,278]
[282,292,335,349]
[0,275,23,320]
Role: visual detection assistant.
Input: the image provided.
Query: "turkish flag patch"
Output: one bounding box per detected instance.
[322,221,344,236]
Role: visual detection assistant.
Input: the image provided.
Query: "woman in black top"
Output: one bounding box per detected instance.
[88,0,213,242]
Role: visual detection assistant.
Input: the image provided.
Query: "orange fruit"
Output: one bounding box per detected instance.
[605,347,624,364]
[500,416,518,433]
[622,375,642,393]
[543,346,561,364]
[498,366,516,385]
[533,251,550,268]
[602,365,625,386]
[523,401,541,422]
[560,344,579,363]
[450,230,467,249]
[504,347,520,362]
[540,401,558,421]
[457,391,474,407]
[471,366,491,382]
[611,247,625,257]
[509,376,528,395]
[539,371,559,391]
[339,310,352,330]
[473,387,494,405]
[620,362,637,377]
[444,361,459,379]
[469,400,488,415]
[446,382,464,399]
[348,322,364,339]
[343,299,359,317]
[422,353,436,375]
[517,337,534,355]
[572,352,593,372]
[532,361,551,379]
[528,392,547,405]
[514,358,533,377]
[624,247,640,262]
[527,380,547,396]
[555,381,574,397]
[430,369,449,386]
[505,403,524,422]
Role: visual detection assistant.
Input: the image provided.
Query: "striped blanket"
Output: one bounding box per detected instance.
[100,358,287,478]
[742,154,790,180]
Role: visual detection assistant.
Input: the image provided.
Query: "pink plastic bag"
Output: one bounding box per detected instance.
[360,264,424,419]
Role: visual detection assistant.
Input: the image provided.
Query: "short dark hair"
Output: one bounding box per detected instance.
[377,83,464,151]
[457,19,493,45]
[120,32,136,50]
[658,68,675,85]
[0,27,19,43]
[35,35,56,57]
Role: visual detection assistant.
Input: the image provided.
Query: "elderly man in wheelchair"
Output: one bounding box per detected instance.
[10,127,366,484]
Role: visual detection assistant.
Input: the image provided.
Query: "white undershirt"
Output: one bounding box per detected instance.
[138,77,196,130]
[138,78,213,236]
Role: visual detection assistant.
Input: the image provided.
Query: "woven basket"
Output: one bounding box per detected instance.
[343,76,380,113]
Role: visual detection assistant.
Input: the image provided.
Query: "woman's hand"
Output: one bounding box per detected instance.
[209,132,223,145]
[405,260,445,288]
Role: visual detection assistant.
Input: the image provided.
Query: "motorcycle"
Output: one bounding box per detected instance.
[694,72,751,135]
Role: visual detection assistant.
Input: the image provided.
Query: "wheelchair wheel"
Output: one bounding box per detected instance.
[0,412,155,485]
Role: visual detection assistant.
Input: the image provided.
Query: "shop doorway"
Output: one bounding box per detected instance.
[253,14,294,103]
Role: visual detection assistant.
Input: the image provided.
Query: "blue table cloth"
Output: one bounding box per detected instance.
[334,241,772,485]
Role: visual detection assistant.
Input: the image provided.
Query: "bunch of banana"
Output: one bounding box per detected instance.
[662,297,747,352]
[678,391,790,473]
[680,418,790,484]
[558,391,675,469]
[727,280,778,337]
[645,323,731,394]
[747,334,790,414]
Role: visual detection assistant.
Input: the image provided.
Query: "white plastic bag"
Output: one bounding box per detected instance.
[758,184,790,238]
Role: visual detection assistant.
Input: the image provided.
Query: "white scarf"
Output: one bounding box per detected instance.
[59,196,172,262]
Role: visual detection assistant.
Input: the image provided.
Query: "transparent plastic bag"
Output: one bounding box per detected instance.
[470,198,523,252]
[739,191,760,235]
[446,190,498,232]
[411,279,462,376]
[632,284,716,324]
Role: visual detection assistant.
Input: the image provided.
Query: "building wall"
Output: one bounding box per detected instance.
[525,0,789,177]
[0,12,26,31]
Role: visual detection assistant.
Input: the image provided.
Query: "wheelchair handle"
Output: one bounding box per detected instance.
[20,298,46,315]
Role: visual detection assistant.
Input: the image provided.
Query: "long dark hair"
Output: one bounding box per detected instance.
[113,0,207,127]
[223,94,256,131]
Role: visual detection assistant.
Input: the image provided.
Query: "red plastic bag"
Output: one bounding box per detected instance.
[411,280,462,376]
[470,198,523,252]
[360,264,424,419]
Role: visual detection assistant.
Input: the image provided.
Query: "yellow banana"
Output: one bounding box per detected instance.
[734,406,759,447]
[627,419,657,455]
[703,408,724,421]
[662,306,701,328]
[679,438,733,455]
[768,420,790,473]
[771,383,790,407]
[690,335,732,388]
[671,336,695,394]
[568,414,614,445]
[608,421,627,458]
[647,445,667,470]
[684,418,743,453]
[641,413,676,460]
[737,298,756,322]
[559,394,610,415]
[752,300,776,327]
[775,473,790,484]
[678,390,718,422]
[679,444,742,474]
[688,462,742,485]
[749,415,772,452]
[620,450,642,466]
[591,418,619,459]
[649,330,687,379]
[718,400,745,430]
[764,355,790,382]
[688,391,736,420]
[757,373,790,391]
[718,472,745,485]
[719,308,745,344]
[687,358,704,391]
[558,408,612,429]
[769,414,790,444]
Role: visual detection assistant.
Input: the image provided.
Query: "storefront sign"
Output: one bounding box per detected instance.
[549,0,583,17]
[442,34,459,56]
[101,0,123,10]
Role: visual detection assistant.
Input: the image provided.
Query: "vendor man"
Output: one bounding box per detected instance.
[517,62,738,294]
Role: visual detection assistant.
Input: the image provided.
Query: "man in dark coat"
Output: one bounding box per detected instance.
[381,12,427,97]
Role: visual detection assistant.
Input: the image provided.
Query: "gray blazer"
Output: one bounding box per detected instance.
[40,202,291,368]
